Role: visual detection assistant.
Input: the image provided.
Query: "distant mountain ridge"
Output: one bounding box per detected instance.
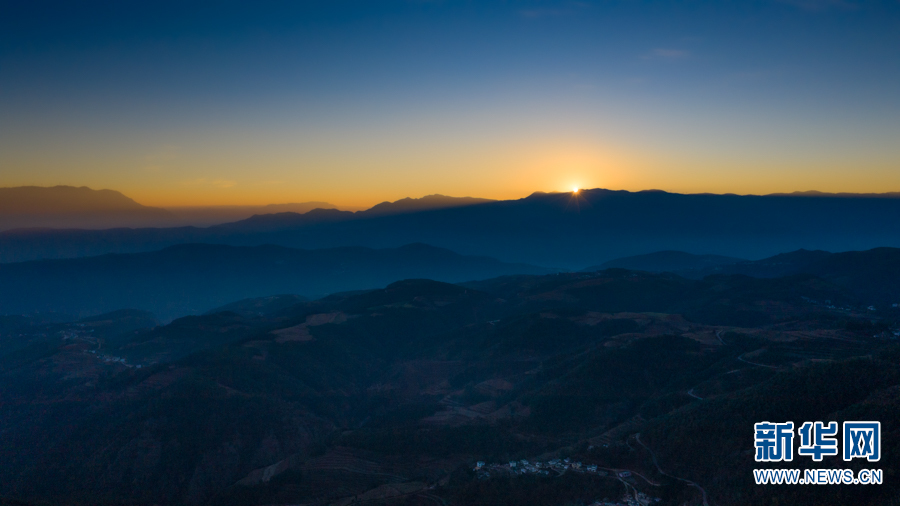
[4,188,900,267]
[0,185,349,229]
[0,185,150,213]
[0,186,492,231]
[209,195,497,232]
[0,185,173,230]
[163,202,341,226]
[0,242,553,320]
[361,194,494,216]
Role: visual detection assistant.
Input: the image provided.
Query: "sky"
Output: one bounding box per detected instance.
[1,0,899,207]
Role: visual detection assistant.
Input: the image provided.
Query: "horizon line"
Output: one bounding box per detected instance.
[4,184,900,211]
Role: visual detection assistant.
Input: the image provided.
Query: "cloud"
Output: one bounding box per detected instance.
[643,48,691,61]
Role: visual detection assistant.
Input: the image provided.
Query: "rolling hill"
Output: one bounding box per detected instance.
[1,264,898,506]
[0,243,552,320]
[595,247,900,307]
[584,250,745,273]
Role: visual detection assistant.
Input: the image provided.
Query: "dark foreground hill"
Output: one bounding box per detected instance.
[4,189,900,267]
[0,243,551,321]
[1,264,899,506]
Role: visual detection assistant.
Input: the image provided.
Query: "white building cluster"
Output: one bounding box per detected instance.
[473,457,609,479]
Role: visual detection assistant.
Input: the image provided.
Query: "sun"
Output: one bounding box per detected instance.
[572,187,579,193]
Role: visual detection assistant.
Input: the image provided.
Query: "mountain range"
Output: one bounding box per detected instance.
[3,239,899,324]
[161,194,491,227]
[163,203,342,227]
[0,186,497,231]
[0,185,174,230]
[3,188,900,267]
[0,186,348,230]
[0,243,551,321]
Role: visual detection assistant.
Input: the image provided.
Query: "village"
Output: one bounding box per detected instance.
[473,459,662,506]
[60,324,141,368]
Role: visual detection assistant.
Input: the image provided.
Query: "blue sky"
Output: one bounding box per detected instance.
[2,0,899,206]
